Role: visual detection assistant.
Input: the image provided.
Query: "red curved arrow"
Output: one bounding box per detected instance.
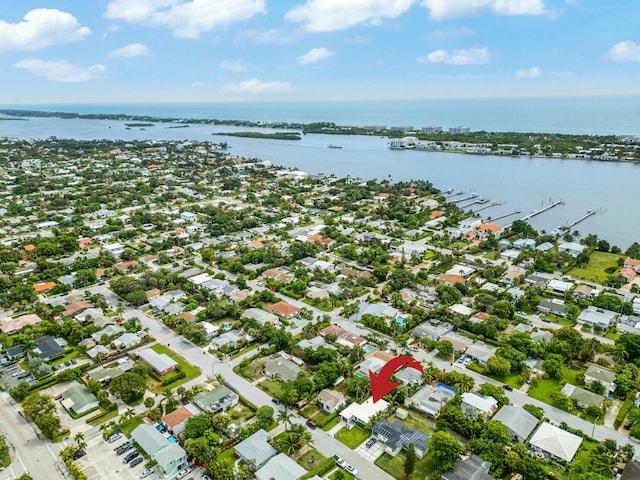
[369,355,424,403]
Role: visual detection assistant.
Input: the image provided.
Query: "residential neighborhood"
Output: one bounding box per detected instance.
[0,137,639,480]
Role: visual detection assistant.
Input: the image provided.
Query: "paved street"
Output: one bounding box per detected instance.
[0,392,64,480]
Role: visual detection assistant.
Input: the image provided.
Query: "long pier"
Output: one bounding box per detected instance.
[460,197,488,209]
[554,209,596,236]
[452,193,479,204]
[473,201,501,213]
[487,210,520,222]
[504,200,563,229]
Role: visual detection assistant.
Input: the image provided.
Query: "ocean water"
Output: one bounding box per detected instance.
[0,98,639,247]
[4,95,640,135]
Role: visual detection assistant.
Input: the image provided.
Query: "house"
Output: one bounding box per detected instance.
[537,299,567,317]
[357,356,386,377]
[547,279,574,294]
[33,335,64,360]
[137,348,178,375]
[261,268,295,284]
[372,419,429,458]
[86,344,109,360]
[0,314,42,334]
[113,332,141,349]
[513,238,536,250]
[243,308,279,326]
[340,398,389,428]
[162,403,200,435]
[438,274,466,286]
[264,354,301,381]
[460,392,498,417]
[624,257,640,272]
[442,454,492,480]
[209,329,246,349]
[91,324,125,342]
[266,301,300,319]
[464,343,496,367]
[297,336,326,351]
[449,304,473,316]
[317,389,346,413]
[62,301,94,318]
[5,345,25,359]
[256,453,306,480]
[60,384,99,415]
[620,461,640,480]
[492,405,538,442]
[103,242,125,258]
[411,320,454,341]
[406,384,456,418]
[500,249,520,261]
[131,424,188,479]
[573,284,594,299]
[194,385,239,413]
[529,422,583,462]
[180,211,197,222]
[87,365,125,384]
[576,306,618,329]
[234,429,277,469]
[33,281,56,293]
[561,384,605,409]
[584,365,616,394]
[395,365,424,386]
[336,331,367,349]
[530,330,553,343]
[558,241,586,257]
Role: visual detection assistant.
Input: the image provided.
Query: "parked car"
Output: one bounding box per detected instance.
[117,443,134,455]
[54,394,63,400]
[625,421,633,430]
[123,451,139,464]
[306,420,318,429]
[408,346,419,352]
[271,398,280,405]
[346,465,358,475]
[503,385,514,391]
[334,455,346,468]
[202,476,212,480]
[130,457,144,468]
[108,432,123,443]
[177,468,192,479]
[140,469,154,478]
[365,437,377,448]
[70,358,78,365]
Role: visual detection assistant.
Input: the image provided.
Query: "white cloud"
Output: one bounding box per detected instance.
[426,26,474,41]
[14,58,106,82]
[421,0,545,20]
[0,8,90,51]
[219,60,249,72]
[105,0,266,38]
[515,66,541,78]
[109,43,149,57]
[418,47,491,65]
[285,0,414,32]
[223,78,291,95]
[607,40,640,62]
[298,47,335,65]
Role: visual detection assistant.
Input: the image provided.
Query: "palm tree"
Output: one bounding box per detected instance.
[74,432,87,453]
[119,407,135,424]
[457,375,475,393]
[278,407,293,430]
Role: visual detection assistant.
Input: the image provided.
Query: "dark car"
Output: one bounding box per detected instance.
[123,451,140,464]
[624,421,633,430]
[130,457,144,468]
[70,358,78,365]
[365,437,377,448]
[117,443,134,455]
[306,420,317,429]
[271,398,281,405]
[503,385,514,391]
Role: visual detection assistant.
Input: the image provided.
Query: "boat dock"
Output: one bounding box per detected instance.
[487,210,521,222]
[554,209,596,236]
[460,197,488,209]
[452,193,479,204]
[473,201,501,213]
[444,190,464,199]
[520,200,563,221]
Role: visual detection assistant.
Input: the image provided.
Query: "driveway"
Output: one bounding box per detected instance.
[356,441,385,462]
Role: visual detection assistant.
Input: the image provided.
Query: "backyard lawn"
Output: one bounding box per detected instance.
[259,379,285,399]
[376,450,434,480]
[335,426,369,449]
[569,251,624,284]
[150,343,201,387]
[528,366,585,413]
[297,449,328,471]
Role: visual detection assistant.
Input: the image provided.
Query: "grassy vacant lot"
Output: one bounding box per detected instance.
[528,367,585,412]
[376,450,434,480]
[569,251,623,284]
[227,400,256,424]
[540,313,575,327]
[150,343,201,387]
[335,426,369,449]
[236,357,266,381]
[398,410,435,435]
[119,416,144,437]
[297,449,327,471]
[259,379,285,399]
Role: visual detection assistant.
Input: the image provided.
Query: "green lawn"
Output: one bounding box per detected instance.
[528,367,585,412]
[376,450,434,480]
[399,410,435,435]
[540,313,575,327]
[569,251,623,284]
[50,349,80,367]
[119,416,144,437]
[259,379,285,399]
[297,449,328,471]
[329,470,354,480]
[226,400,256,424]
[322,416,340,432]
[150,343,201,387]
[335,426,369,449]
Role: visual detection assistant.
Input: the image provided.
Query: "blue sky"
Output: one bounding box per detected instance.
[2,0,640,103]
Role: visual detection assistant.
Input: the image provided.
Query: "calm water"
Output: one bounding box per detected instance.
[0,100,638,248]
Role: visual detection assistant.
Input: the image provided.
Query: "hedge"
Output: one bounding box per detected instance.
[85,403,118,425]
[614,395,635,429]
[315,412,338,428]
[300,457,335,479]
[160,370,186,387]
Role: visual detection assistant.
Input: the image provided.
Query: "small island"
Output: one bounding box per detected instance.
[213,131,302,141]
[124,122,155,127]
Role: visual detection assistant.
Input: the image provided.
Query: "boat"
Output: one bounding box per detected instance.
[327,144,343,149]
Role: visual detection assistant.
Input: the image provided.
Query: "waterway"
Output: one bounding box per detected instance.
[0,115,637,248]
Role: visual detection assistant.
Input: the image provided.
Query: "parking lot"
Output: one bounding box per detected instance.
[355,438,385,462]
[78,428,205,480]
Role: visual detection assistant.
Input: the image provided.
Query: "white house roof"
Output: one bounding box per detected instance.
[492,405,539,440]
[529,422,583,462]
[341,398,388,425]
[256,453,306,480]
[138,348,178,372]
[461,392,497,413]
[577,306,617,327]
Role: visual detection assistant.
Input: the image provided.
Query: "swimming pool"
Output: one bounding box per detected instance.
[363,345,376,354]
[436,383,457,394]
[396,316,406,327]
[168,436,177,443]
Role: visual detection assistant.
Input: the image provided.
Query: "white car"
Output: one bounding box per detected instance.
[177,468,191,479]
[334,455,346,468]
[140,468,154,478]
[346,465,358,475]
[107,432,122,443]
